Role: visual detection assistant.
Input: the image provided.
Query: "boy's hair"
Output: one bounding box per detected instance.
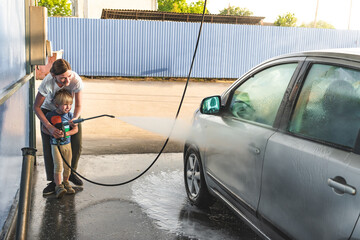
[53,89,73,106]
[50,59,71,76]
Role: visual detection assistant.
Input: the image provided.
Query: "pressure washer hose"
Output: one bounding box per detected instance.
[59,0,208,186]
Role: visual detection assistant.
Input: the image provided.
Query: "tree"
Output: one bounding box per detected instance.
[188,1,207,14]
[300,20,335,29]
[158,0,208,14]
[158,0,187,13]
[274,12,297,27]
[219,5,253,16]
[38,0,72,17]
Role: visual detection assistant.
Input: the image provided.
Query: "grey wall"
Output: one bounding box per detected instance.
[48,17,360,78]
[0,0,30,232]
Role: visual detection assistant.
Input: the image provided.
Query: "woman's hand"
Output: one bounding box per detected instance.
[48,125,64,139]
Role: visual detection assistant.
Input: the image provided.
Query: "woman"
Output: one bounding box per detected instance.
[34,59,84,195]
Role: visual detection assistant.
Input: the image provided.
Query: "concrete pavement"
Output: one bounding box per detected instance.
[27,153,183,240]
[27,153,259,240]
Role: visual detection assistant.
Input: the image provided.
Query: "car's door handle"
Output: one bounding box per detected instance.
[327,178,356,195]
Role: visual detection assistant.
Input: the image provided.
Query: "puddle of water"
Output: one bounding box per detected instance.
[131,170,185,233]
[131,170,259,240]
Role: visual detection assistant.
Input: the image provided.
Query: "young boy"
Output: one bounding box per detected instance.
[42,89,78,198]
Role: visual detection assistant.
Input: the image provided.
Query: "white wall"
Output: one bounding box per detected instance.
[79,0,157,19]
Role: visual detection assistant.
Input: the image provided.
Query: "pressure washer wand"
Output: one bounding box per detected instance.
[63,114,115,126]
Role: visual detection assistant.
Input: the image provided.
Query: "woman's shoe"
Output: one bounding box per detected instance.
[69,173,83,186]
[43,181,56,196]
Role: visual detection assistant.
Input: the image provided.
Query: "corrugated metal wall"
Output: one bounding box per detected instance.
[48,17,360,78]
[0,0,29,231]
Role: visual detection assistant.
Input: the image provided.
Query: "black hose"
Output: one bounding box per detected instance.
[59,0,208,186]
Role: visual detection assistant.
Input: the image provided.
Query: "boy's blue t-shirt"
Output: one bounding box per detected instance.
[45,111,74,145]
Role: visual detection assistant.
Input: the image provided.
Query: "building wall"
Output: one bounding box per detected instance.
[74,0,157,18]
[0,0,30,233]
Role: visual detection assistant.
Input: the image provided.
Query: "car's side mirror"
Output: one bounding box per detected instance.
[200,95,221,114]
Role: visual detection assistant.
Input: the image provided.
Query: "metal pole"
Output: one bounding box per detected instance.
[15,147,37,240]
[26,0,36,153]
[29,74,36,152]
[348,0,353,30]
[314,0,320,28]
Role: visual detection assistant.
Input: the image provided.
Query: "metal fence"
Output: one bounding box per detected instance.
[48,17,360,78]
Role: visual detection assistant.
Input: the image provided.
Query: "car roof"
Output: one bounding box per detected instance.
[275,48,360,63]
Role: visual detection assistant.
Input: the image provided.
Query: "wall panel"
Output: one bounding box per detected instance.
[48,17,360,79]
[0,0,29,232]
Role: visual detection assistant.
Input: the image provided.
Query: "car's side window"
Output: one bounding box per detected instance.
[289,64,360,148]
[229,63,298,126]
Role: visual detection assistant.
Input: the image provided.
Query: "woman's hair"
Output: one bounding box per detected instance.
[53,89,73,106]
[50,59,72,76]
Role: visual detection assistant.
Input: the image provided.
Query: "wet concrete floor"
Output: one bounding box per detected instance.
[27,153,260,240]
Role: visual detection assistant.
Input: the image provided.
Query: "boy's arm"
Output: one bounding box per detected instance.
[66,112,78,136]
[66,125,78,136]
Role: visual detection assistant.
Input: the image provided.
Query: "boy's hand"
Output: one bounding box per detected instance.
[69,118,78,127]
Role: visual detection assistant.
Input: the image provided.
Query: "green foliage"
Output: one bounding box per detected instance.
[300,20,335,29]
[38,0,72,17]
[158,0,187,12]
[188,1,207,14]
[158,0,208,14]
[219,5,253,16]
[274,12,297,27]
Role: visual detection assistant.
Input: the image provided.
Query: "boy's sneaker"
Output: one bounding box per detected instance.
[43,182,56,196]
[63,181,75,194]
[69,173,83,186]
[55,184,67,199]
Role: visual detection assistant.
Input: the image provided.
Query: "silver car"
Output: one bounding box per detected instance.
[183,48,360,240]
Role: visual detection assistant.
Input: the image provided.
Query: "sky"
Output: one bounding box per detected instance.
[189,0,360,30]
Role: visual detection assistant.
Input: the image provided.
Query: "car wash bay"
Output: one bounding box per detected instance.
[23,79,260,239]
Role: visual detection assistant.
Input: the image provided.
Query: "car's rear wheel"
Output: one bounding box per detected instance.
[184,146,214,208]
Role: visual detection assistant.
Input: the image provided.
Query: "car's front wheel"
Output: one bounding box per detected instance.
[184,146,214,208]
